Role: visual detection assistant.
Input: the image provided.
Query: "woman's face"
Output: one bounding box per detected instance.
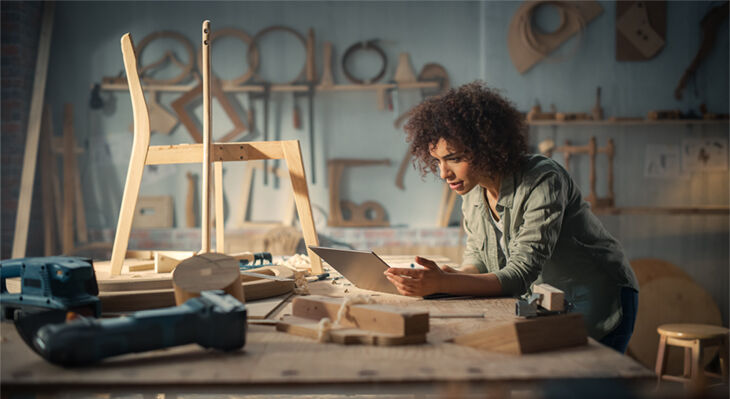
[429,138,480,195]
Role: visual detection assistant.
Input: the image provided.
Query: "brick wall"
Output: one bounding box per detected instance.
[1,2,44,259]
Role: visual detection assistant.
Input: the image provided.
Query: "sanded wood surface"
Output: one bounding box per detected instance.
[1,281,652,391]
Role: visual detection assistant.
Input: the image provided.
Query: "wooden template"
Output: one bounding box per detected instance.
[127,90,178,135]
[616,1,666,61]
[393,53,417,84]
[132,196,174,228]
[507,1,603,74]
[319,42,335,88]
[327,158,391,227]
[110,29,322,276]
[11,3,55,258]
[453,313,588,355]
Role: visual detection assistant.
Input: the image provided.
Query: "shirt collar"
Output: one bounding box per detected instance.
[497,172,515,209]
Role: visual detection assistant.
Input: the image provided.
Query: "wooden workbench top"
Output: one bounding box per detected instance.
[1,278,653,393]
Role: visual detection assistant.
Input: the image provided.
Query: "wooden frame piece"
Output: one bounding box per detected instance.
[11,3,55,258]
[110,30,322,276]
[327,158,391,227]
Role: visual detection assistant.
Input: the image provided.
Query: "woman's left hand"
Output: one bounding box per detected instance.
[384,256,447,296]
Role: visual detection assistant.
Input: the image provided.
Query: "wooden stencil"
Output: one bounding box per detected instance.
[616,1,666,61]
[132,196,174,229]
[328,158,391,227]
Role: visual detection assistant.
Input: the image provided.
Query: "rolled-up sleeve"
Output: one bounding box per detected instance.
[461,213,488,273]
[494,172,566,295]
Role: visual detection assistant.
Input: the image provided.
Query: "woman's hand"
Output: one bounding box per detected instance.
[384,256,449,297]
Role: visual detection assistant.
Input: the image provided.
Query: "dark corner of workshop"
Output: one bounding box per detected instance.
[1,1,728,399]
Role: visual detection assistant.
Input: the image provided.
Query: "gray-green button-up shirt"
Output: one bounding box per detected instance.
[461,154,639,339]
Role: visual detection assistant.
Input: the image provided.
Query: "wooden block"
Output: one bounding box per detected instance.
[533,283,564,311]
[172,253,244,305]
[453,313,587,355]
[291,295,429,336]
[128,261,155,272]
[277,316,426,346]
[154,250,195,273]
[132,196,174,228]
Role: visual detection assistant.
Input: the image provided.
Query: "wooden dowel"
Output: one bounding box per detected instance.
[201,20,212,254]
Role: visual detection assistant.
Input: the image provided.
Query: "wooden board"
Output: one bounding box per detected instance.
[453,313,588,355]
[97,263,294,312]
[11,3,55,258]
[627,277,723,374]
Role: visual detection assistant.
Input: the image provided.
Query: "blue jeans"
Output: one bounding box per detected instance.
[599,286,638,353]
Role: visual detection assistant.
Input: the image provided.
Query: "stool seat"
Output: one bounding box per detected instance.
[658,324,729,340]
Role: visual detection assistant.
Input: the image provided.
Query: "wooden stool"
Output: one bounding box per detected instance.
[655,323,729,390]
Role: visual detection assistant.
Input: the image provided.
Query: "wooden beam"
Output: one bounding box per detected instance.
[40,105,56,256]
[145,142,286,165]
[61,104,76,254]
[11,2,55,258]
[110,33,151,276]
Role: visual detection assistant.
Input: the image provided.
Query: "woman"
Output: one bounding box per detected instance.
[384,81,639,353]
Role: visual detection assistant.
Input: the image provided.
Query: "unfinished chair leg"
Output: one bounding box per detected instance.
[690,339,706,391]
[110,34,151,275]
[214,161,225,253]
[281,140,322,274]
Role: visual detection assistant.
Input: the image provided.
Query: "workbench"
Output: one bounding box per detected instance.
[1,258,654,398]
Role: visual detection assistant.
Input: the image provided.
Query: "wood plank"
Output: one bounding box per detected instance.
[11,3,55,258]
[291,295,429,336]
[40,105,55,256]
[201,20,212,254]
[281,140,322,273]
[214,162,225,252]
[453,313,588,355]
[61,103,76,254]
[110,33,152,276]
[145,142,286,165]
[277,316,427,346]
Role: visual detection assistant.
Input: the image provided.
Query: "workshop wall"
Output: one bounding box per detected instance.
[8,2,729,320]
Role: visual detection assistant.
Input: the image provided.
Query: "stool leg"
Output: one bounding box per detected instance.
[655,334,668,387]
[683,347,692,378]
[720,336,729,384]
[690,339,706,391]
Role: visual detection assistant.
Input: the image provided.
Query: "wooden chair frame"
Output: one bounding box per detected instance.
[110,30,322,276]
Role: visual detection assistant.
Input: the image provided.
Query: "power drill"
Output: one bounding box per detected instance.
[29,290,247,367]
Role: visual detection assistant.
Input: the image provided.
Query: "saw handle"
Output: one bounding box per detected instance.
[0,261,22,294]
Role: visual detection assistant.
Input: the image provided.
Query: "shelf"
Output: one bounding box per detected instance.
[528,119,729,127]
[593,206,729,215]
[98,81,439,93]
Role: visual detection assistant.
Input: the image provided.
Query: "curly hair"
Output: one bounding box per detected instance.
[404,81,528,179]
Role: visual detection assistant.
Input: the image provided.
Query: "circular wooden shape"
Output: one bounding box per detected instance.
[196,28,260,86]
[247,25,306,84]
[630,258,693,287]
[418,63,450,96]
[135,31,195,85]
[172,253,243,305]
[627,277,722,373]
[658,324,729,340]
[341,40,387,85]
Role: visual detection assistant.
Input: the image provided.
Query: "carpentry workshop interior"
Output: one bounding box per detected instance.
[1,1,728,398]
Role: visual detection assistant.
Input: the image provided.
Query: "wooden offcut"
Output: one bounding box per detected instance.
[172,253,244,305]
[533,283,564,311]
[453,313,588,355]
[290,295,429,336]
[132,196,174,228]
